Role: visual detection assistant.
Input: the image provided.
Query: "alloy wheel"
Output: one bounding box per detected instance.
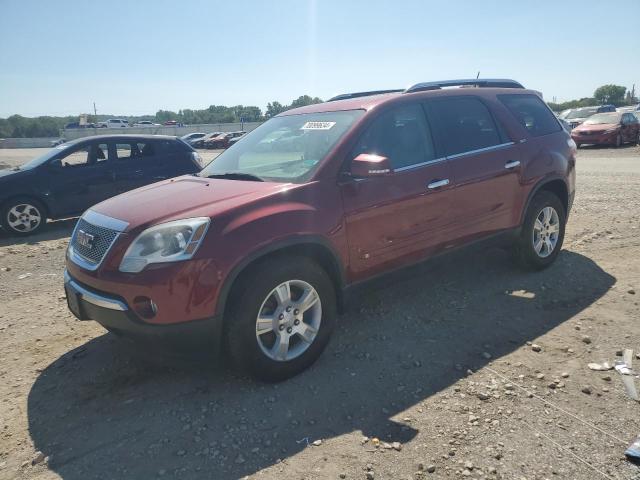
[532,206,560,258]
[255,279,322,362]
[7,203,42,233]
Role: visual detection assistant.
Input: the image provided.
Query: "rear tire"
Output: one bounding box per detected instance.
[225,255,336,382]
[513,191,566,270]
[1,197,46,236]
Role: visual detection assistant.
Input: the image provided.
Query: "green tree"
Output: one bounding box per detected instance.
[266,101,286,117]
[593,84,626,105]
[289,95,323,109]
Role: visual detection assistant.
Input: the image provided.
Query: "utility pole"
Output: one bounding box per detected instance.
[476,71,480,79]
[93,102,97,117]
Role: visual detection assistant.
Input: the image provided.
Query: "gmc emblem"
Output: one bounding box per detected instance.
[77,230,95,249]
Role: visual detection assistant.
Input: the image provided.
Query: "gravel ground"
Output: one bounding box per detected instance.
[0,145,639,480]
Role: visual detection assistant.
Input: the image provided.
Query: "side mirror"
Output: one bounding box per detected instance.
[351,153,393,178]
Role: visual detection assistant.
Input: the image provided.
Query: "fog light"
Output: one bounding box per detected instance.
[133,296,157,319]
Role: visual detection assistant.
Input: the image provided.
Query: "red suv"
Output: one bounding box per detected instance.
[64,79,576,381]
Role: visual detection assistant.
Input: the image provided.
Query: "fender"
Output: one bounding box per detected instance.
[519,174,569,225]
[214,234,346,317]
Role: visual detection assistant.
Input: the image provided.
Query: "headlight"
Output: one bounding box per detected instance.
[119,217,210,273]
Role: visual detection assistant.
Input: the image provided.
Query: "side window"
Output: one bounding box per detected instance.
[116,143,134,160]
[61,143,108,167]
[429,97,502,156]
[498,94,561,137]
[353,104,436,170]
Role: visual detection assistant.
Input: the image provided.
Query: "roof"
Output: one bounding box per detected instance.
[280,87,539,116]
[67,134,179,144]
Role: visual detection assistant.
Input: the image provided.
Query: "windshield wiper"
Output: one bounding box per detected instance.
[203,172,264,182]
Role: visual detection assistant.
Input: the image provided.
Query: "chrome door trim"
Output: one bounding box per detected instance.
[394,157,447,172]
[504,160,521,169]
[427,179,450,189]
[446,142,515,161]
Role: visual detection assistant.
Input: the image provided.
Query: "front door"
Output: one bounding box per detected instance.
[341,103,455,279]
[48,140,115,216]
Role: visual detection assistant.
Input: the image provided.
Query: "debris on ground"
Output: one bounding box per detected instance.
[588,361,614,371]
[625,435,640,464]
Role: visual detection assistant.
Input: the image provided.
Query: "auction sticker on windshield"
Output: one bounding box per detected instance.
[301,121,336,130]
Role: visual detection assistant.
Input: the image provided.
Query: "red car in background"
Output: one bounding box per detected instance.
[203,131,246,149]
[571,112,640,148]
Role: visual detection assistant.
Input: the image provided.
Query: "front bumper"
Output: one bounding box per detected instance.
[64,270,222,352]
[571,131,617,145]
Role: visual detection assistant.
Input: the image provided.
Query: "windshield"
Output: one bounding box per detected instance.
[566,108,598,119]
[18,144,70,170]
[584,113,621,125]
[200,110,364,182]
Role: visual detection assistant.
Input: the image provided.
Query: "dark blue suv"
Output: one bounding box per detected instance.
[0,135,202,236]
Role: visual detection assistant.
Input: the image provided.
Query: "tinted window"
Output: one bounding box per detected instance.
[353,104,435,169]
[428,97,502,156]
[498,94,562,137]
[61,143,108,167]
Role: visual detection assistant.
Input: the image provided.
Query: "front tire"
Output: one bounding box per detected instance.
[513,191,566,270]
[1,197,46,236]
[225,256,336,382]
[614,134,622,148]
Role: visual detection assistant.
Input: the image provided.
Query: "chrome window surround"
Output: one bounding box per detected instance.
[392,142,515,173]
[64,270,128,311]
[68,210,129,271]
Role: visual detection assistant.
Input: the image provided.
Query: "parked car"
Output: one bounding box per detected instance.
[180,132,207,143]
[98,119,129,128]
[189,132,222,148]
[227,134,247,148]
[133,121,160,127]
[0,135,201,236]
[163,120,178,126]
[571,112,640,148]
[564,105,616,129]
[50,138,66,147]
[63,79,575,381]
[203,131,246,149]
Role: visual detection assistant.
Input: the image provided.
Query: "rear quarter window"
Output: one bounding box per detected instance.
[498,94,561,137]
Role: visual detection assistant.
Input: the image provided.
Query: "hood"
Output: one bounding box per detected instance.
[90,175,291,232]
[0,167,30,180]
[574,122,619,131]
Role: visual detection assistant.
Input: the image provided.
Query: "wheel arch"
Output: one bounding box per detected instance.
[520,176,569,224]
[216,236,346,319]
[0,193,51,220]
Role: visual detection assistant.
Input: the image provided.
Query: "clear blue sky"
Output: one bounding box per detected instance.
[1,0,638,117]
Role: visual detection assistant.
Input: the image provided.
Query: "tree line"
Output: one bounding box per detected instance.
[0,95,323,139]
[547,84,637,112]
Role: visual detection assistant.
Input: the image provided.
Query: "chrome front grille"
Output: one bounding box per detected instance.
[68,211,129,270]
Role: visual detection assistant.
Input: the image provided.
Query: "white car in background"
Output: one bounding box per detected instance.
[133,120,160,127]
[97,119,129,128]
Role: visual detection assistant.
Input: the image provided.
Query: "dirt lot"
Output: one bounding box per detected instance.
[0,145,639,480]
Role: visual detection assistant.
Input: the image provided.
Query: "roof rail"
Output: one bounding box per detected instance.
[404,78,524,94]
[327,89,404,102]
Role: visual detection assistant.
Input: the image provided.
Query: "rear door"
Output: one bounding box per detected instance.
[111,140,171,193]
[47,140,115,215]
[426,96,523,243]
[341,103,455,277]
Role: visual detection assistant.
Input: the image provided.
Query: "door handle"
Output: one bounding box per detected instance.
[427,179,450,189]
[505,160,521,169]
